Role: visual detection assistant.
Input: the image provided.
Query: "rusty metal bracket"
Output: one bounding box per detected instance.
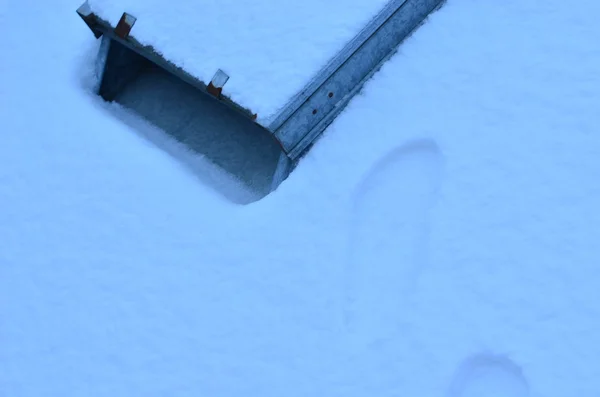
[115,12,137,39]
[207,69,230,99]
[76,1,102,38]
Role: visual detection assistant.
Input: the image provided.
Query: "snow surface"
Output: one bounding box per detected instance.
[86,0,390,124]
[2,0,600,396]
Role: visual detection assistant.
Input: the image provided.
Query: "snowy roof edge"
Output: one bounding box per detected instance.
[76,0,446,159]
[76,5,260,122]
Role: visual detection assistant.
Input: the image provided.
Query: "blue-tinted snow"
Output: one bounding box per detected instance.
[1,0,600,396]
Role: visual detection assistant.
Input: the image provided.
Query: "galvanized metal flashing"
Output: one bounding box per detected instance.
[278,0,446,159]
[77,0,444,164]
[266,0,410,133]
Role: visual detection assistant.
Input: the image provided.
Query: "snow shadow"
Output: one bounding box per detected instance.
[447,353,530,397]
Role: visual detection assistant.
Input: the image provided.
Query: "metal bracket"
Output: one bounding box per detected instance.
[115,12,137,39]
[207,69,230,99]
[76,1,102,38]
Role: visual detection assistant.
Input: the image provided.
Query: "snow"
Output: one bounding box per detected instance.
[2,0,600,396]
[86,0,390,124]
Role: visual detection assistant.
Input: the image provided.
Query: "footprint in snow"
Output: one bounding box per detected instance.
[447,353,530,397]
[343,138,444,343]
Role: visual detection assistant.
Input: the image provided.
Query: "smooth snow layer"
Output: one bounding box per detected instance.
[87,0,390,124]
[2,0,600,396]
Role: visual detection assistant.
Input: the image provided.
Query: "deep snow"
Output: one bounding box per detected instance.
[2,0,600,396]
